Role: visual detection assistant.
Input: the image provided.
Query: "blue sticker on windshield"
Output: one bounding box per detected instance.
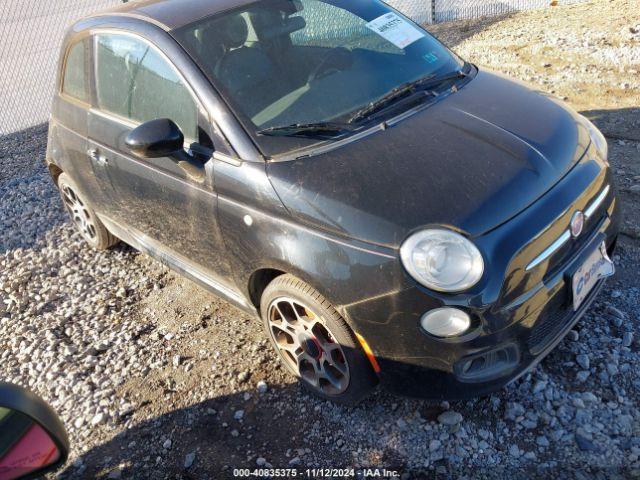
[423,52,438,64]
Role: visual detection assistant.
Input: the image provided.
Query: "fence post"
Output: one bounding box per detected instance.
[431,0,436,23]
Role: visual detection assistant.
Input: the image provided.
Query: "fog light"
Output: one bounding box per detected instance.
[420,308,471,337]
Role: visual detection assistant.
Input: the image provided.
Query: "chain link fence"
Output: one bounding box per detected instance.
[0,0,119,135]
[431,0,585,22]
[1,0,584,136]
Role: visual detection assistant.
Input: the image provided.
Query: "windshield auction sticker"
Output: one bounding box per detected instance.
[365,12,425,49]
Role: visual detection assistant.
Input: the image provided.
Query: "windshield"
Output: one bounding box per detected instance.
[174,0,465,156]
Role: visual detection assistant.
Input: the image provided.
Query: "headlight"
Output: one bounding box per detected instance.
[582,116,608,160]
[400,229,484,292]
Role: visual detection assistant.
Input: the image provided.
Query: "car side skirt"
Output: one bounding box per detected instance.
[98,215,254,312]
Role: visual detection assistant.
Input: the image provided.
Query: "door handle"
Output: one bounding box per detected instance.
[87,148,108,166]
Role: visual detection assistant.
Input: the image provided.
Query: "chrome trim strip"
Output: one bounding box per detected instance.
[89,107,138,129]
[584,185,610,219]
[213,151,243,167]
[86,12,172,31]
[526,230,571,271]
[525,184,611,272]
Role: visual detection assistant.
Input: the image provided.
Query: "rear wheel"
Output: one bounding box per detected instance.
[261,274,378,405]
[57,173,118,251]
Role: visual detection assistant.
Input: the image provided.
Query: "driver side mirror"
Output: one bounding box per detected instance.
[0,383,69,480]
[125,118,185,158]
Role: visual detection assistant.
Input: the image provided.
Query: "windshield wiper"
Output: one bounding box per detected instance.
[348,70,469,124]
[257,122,355,139]
[257,70,470,137]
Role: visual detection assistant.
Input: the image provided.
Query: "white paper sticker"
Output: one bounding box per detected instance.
[365,12,426,49]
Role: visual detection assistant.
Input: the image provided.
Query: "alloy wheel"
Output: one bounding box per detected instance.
[61,184,97,242]
[267,297,350,395]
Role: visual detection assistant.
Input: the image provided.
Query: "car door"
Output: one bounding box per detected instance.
[88,31,237,297]
[50,35,115,212]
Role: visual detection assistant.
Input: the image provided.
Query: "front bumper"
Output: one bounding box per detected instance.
[345,153,620,400]
[379,221,618,400]
[377,238,615,400]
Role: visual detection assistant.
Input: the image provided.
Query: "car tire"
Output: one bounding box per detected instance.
[57,173,118,251]
[260,274,378,405]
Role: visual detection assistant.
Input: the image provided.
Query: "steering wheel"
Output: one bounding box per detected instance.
[307,47,353,84]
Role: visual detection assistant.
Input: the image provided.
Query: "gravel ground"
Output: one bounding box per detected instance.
[1,1,639,478]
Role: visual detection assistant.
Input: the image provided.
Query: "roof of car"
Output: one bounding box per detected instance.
[95,0,257,31]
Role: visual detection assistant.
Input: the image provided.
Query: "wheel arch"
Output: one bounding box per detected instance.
[48,162,64,186]
[247,267,287,314]
[246,264,352,323]
[245,262,369,352]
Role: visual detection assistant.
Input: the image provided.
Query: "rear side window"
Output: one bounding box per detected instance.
[95,33,198,141]
[62,39,89,102]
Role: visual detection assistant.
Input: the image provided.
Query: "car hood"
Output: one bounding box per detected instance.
[266,70,591,248]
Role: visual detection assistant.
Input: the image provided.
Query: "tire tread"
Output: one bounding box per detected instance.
[260,274,378,405]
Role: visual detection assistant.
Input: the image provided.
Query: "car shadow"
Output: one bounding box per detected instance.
[56,358,633,479]
[581,107,640,246]
[55,345,509,478]
[0,123,69,254]
[58,380,421,479]
[0,123,50,187]
[580,107,640,143]
[53,378,469,480]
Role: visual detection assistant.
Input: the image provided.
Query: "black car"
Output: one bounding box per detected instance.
[47,0,620,404]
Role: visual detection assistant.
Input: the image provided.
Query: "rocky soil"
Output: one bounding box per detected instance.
[1,1,638,478]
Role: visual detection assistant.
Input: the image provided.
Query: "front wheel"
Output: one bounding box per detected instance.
[260,274,378,405]
[57,173,118,251]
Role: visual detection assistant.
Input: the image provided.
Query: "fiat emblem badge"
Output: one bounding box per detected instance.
[570,211,585,238]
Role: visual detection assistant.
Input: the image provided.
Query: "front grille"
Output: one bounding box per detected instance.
[526,231,616,355]
[543,214,603,282]
[527,305,573,355]
[498,176,611,309]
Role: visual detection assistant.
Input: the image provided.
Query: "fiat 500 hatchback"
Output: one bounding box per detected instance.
[47,0,620,404]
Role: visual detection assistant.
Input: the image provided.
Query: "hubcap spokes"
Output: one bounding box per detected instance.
[268,298,349,395]
[62,185,97,241]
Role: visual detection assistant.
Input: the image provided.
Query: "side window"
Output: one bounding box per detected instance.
[129,47,198,141]
[62,39,89,102]
[95,34,146,119]
[95,34,198,141]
